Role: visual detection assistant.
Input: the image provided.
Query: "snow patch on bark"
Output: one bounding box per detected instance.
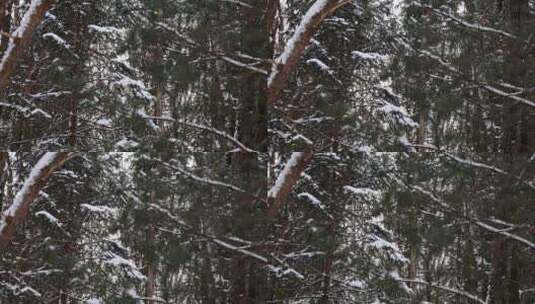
[268,0,331,86]
[268,152,306,198]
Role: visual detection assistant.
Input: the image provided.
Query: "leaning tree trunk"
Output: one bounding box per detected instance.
[0,0,56,92]
[0,152,71,251]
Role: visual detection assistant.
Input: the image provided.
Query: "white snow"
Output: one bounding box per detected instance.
[412,3,515,39]
[0,43,15,75]
[81,204,118,217]
[95,118,112,128]
[368,235,408,262]
[221,56,268,75]
[35,211,59,224]
[389,270,413,294]
[347,279,366,289]
[161,161,254,195]
[0,102,52,119]
[379,103,419,128]
[283,251,324,259]
[306,58,332,73]
[86,298,102,304]
[213,238,268,263]
[448,155,507,174]
[297,192,323,209]
[13,0,44,38]
[114,137,139,150]
[3,153,60,222]
[113,74,147,90]
[352,50,388,61]
[267,265,305,279]
[343,186,381,199]
[104,252,146,280]
[43,32,70,48]
[19,286,42,297]
[268,0,331,86]
[136,109,160,131]
[268,152,306,198]
[88,25,121,34]
[112,53,136,72]
[125,288,139,298]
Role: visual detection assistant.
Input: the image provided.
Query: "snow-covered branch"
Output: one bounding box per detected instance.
[221,56,268,75]
[474,221,535,249]
[412,3,516,39]
[400,279,486,304]
[267,0,351,104]
[398,39,535,109]
[0,152,72,250]
[0,0,56,91]
[267,151,313,218]
[156,160,264,202]
[138,113,257,153]
[411,185,535,250]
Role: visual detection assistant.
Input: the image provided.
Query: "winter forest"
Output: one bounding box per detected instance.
[0,0,535,303]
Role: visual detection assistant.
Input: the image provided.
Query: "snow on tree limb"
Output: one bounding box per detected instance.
[411,185,535,250]
[156,160,265,203]
[267,0,351,104]
[412,3,516,40]
[267,151,313,219]
[138,113,258,153]
[474,221,535,249]
[0,0,56,92]
[399,279,486,304]
[0,152,71,250]
[398,40,535,109]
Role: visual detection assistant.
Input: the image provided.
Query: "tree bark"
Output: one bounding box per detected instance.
[145,191,157,304]
[0,152,71,251]
[501,0,530,153]
[267,0,350,104]
[267,150,313,219]
[0,0,55,92]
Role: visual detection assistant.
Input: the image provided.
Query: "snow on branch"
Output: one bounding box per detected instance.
[221,56,268,75]
[0,0,56,91]
[267,151,313,218]
[398,40,535,109]
[411,185,535,250]
[81,204,119,218]
[474,221,535,249]
[412,3,516,40]
[267,0,351,104]
[352,50,388,61]
[399,279,486,304]
[447,154,507,175]
[104,252,146,280]
[0,152,72,250]
[138,113,257,153]
[156,160,264,202]
[212,238,268,263]
[35,210,59,225]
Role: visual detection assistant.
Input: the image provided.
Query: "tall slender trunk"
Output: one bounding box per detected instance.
[145,191,157,304]
[501,0,529,153]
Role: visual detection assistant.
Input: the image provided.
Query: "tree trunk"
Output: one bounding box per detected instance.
[501,0,529,153]
[0,152,71,251]
[267,0,351,104]
[145,191,157,304]
[0,0,56,92]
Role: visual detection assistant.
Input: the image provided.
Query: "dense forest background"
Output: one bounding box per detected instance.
[1,0,535,303]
